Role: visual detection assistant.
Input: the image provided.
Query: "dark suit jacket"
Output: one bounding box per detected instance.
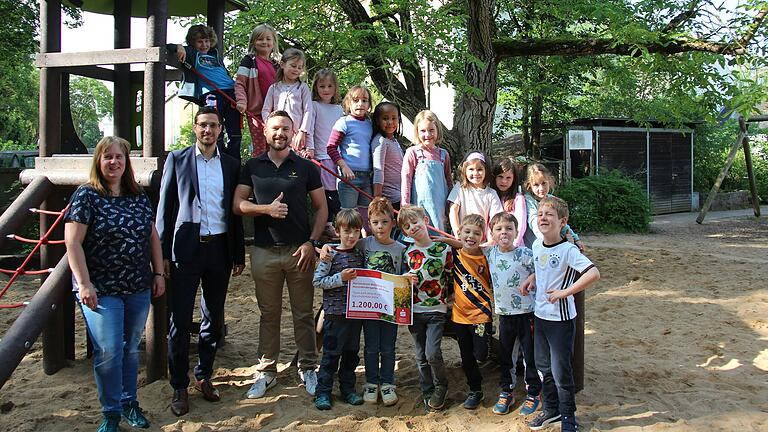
[156,145,245,266]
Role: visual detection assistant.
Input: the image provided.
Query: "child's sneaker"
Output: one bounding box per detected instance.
[342,392,364,405]
[363,383,379,403]
[561,415,579,432]
[380,384,398,406]
[519,394,540,415]
[528,410,561,430]
[462,390,484,409]
[492,391,514,415]
[428,385,448,410]
[315,393,332,410]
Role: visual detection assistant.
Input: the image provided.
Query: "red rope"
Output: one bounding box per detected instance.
[181,61,456,240]
[0,205,69,308]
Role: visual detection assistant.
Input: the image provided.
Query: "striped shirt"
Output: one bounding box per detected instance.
[451,248,493,325]
[532,238,594,321]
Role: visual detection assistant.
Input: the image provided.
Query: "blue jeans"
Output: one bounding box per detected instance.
[317,316,363,396]
[76,289,151,414]
[362,319,398,385]
[535,317,576,417]
[336,171,372,209]
[408,312,448,392]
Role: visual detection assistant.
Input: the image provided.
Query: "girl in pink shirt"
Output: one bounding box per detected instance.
[235,24,279,157]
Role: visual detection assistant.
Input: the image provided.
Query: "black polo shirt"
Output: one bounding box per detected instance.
[239,151,322,246]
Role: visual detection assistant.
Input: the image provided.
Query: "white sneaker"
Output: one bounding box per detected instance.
[246,372,277,399]
[363,383,379,403]
[299,369,318,396]
[380,383,398,406]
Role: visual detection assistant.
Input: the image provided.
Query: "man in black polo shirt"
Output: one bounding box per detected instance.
[233,110,328,399]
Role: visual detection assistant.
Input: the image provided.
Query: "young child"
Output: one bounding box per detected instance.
[312,209,366,410]
[520,196,600,431]
[523,163,583,251]
[172,24,242,160]
[447,151,503,240]
[398,206,454,410]
[449,214,494,410]
[401,110,452,233]
[359,197,406,406]
[307,68,344,235]
[261,48,313,155]
[235,23,279,157]
[326,86,374,228]
[486,212,541,416]
[492,156,527,247]
[371,102,404,210]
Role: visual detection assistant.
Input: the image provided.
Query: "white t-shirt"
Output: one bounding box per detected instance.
[532,238,594,321]
[447,184,503,237]
[485,245,535,315]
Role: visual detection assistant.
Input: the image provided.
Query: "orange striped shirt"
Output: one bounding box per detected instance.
[451,249,493,324]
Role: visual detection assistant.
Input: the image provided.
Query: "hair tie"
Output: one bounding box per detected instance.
[466,152,485,163]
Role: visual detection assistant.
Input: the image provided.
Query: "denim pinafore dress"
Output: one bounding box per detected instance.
[411,147,449,234]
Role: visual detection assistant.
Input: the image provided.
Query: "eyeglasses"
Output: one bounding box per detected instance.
[195,122,221,129]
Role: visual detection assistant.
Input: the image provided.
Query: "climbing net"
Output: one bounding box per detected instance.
[0,206,68,308]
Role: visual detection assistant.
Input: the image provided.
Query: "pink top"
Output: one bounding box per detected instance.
[256,57,277,100]
[401,144,453,205]
[261,81,313,135]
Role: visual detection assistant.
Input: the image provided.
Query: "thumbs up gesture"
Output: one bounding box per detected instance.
[267,192,288,219]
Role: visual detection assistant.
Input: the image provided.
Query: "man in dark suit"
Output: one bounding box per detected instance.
[156,106,245,416]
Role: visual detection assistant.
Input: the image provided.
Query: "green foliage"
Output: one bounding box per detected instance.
[70,77,113,147]
[556,171,651,233]
[694,120,768,202]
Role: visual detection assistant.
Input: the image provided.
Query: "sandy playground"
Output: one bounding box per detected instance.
[0,208,766,431]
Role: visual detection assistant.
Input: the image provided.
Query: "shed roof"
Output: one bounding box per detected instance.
[63,0,248,17]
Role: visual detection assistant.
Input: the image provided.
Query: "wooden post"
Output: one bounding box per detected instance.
[696,121,748,224]
[207,0,225,55]
[740,118,761,217]
[143,0,168,383]
[574,291,585,392]
[113,0,132,142]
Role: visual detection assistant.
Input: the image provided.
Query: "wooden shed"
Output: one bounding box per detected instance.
[562,118,696,214]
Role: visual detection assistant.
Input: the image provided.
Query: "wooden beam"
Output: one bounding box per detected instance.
[129,69,182,83]
[696,121,747,224]
[35,47,166,68]
[740,118,761,217]
[746,115,768,123]
[58,65,115,82]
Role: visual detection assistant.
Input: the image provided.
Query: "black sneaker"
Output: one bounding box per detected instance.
[561,415,579,431]
[528,410,561,430]
[428,385,448,410]
[462,390,484,409]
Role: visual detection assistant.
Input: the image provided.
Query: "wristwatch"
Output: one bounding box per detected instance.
[309,239,323,249]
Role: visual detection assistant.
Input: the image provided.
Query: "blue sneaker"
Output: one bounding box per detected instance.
[97,412,121,432]
[519,394,541,416]
[528,410,561,430]
[315,393,332,410]
[492,391,514,415]
[122,400,149,428]
[462,391,484,409]
[342,392,364,405]
[561,415,579,432]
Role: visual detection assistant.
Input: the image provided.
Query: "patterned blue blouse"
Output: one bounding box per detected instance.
[64,185,154,296]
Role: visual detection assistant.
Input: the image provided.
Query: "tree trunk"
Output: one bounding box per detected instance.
[531,94,543,157]
[449,0,497,162]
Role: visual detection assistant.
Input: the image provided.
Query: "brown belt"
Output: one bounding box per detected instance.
[200,233,226,243]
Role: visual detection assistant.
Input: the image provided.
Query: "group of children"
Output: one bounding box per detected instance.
[172,22,600,432]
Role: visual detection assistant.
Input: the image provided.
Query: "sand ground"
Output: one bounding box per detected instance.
[0,209,766,431]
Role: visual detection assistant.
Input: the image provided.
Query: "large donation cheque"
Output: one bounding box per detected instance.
[345,269,413,325]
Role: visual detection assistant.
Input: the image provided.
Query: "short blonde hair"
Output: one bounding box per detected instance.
[539,196,569,220]
[413,110,444,146]
[334,208,363,230]
[368,196,395,220]
[490,212,518,230]
[397,206,426,229]
[460,214,486,232]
